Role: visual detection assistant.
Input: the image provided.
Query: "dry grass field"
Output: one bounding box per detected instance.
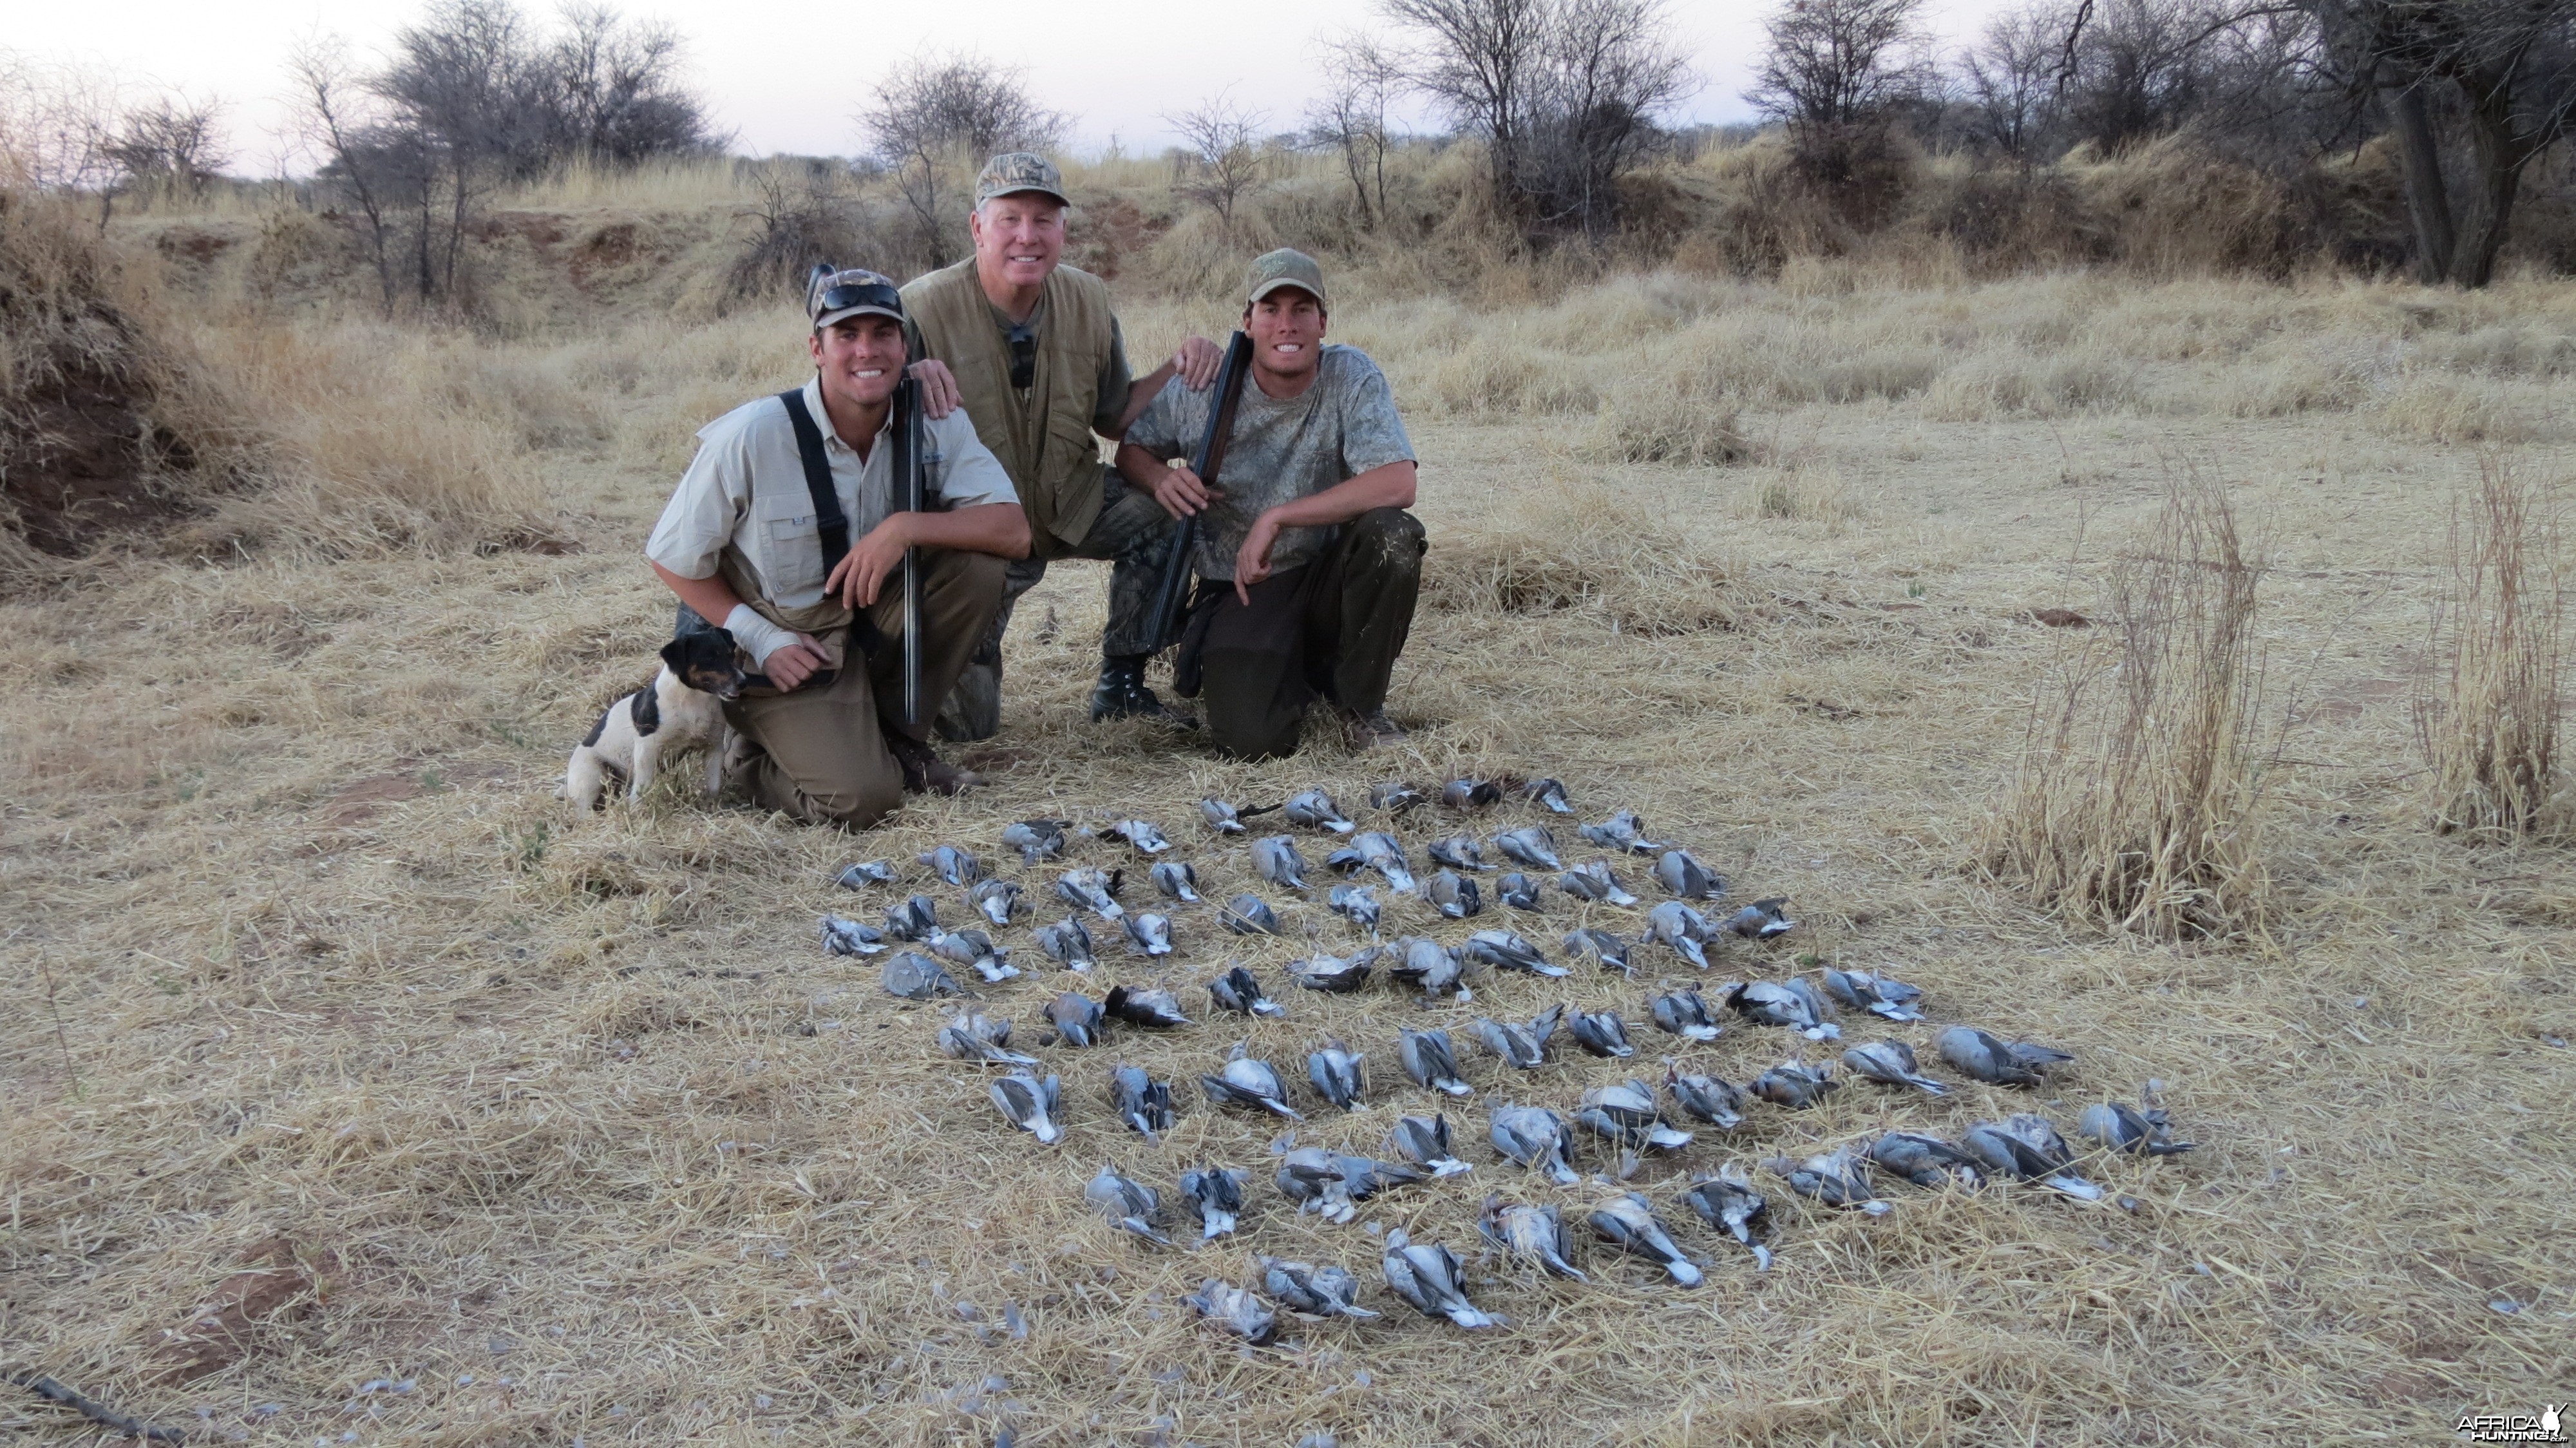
[5,228,2575,1445]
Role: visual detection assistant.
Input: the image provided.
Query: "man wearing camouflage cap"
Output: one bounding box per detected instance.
[1115,248,1423,759]
[645,267,1027,826]
[902,151,1223,739]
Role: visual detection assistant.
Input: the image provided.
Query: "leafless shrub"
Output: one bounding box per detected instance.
[1164,91,1269,227]
[101,96,229,205]
[860,51,1066,265]
[2416,466,2568,838]
[1305,34,1402,228]
[1983,481,2275,941]
[725,158,869,303]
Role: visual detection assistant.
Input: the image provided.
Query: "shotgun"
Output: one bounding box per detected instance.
[889,372,925,726]
[1147,330,1255,653]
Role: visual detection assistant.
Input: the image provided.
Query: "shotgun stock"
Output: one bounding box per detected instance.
[1147,330,1254,653]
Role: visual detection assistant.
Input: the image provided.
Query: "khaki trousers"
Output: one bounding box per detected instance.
[723,549,1005,828]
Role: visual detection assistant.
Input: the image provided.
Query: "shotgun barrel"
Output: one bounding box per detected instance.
[1147,330,1255,653]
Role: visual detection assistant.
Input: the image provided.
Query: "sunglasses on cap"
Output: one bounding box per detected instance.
[812,279,903,318]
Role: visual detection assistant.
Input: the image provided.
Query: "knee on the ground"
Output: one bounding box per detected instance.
[799,772,904,832]
[1349,508,1426,571]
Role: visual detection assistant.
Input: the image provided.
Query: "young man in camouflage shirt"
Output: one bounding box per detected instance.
[1115,249,1424,759]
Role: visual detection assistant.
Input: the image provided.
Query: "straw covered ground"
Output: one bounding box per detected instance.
[5,268,2574,1445]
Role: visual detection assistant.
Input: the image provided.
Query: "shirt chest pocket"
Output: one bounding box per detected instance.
[755,493,828,596]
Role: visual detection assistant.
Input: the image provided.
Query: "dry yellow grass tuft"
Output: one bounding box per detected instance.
[2416,466,2567,837]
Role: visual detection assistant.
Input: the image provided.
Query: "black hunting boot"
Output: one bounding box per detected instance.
[1090,654,1197,729]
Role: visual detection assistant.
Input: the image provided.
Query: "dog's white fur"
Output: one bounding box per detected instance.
[563,635,744,807]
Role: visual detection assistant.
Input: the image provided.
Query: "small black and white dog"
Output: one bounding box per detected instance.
[562,631,748,808]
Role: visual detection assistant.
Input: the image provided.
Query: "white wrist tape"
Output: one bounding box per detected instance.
[721,604,799,667]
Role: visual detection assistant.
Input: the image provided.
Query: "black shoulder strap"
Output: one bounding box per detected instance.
[776,388,849,572]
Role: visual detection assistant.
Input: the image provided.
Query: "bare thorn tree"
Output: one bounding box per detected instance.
[104,95,231,205]
[1164,91,1270,226]
[1307,33,1403,227]
[861,51,1067,266]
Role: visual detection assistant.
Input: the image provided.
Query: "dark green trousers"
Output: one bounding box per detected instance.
[1181,508,1425,761]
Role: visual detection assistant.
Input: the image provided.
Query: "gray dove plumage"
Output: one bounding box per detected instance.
[1480,1194,1587,1281]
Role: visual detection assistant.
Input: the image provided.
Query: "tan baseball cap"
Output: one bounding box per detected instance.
[806,266,904,330]
[976,152,1070,208]
[1244,248,1327,309]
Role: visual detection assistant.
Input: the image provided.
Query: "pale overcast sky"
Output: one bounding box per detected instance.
[10,0,2018,173]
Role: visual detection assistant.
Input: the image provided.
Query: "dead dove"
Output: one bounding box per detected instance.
[1218,893,1282,935]
[1108,1063,1177,1139]
[938,1011,1038,1066]
[1494,825,1563,870]
[1085,1164,1170,1246]
[1488,1103,1580,1185]
[1763,1147,1891,1214]
[1752,1057,1839,1109]
[988,1071,1063,1145]
[1474,1004,1565,1070]
[882,951,966,1000]
[1663,1063,1748,1128]
[1209,965,1285,1018]
[1867,1130,1986,1188]
[927,928,1019,984]
[1399,1028,1474,1096]
[2078,1101,2195,1156]
[1479,1194,1587,1281]
[1327,884,1383,936]
[1647,901,1715,967]
[1821,967,1926,1022]
[1388,1113,1472,1177]
[1725,897,1797,939]
[1055,868,1126,921]
[1842,1039,1948,1095]
[969,879,1024,927]
[1961,1114,2104,1199]
[1651,989,1724,1042]
[1287,952,1372,993]
[820,915,887,957]
[1936,1025,2074,1087]
[1307,1039,1368,1111]
[884,893,940,942]
[1382,1229,1502,1329]
[1575,1080,1694,1152]
[1570,1007,1636,1058]
[1149,861,1201,903]
[1047,991,1105,1047]
[1427,834,1492,871]
[918,845,981,886]
[1179,1166,1247,1239]
[1095,819,1172,855]
[1388,937,1468,1000]
[1122,912,1175,957]
[1562,928,1634,976]
[1654,849,1725,901]
[1426,870,1484,919]
[1104,984,1190,1029]
[1588,1191,1703,1286]
[1200,797,1250,835]
[1522,777,1573,814]
[1261,1257,1379,1319]
[1202,1045,1303,1119]
[1035,917,1096,971]
[1253,835,1312,891]
[1680,1167,1774,1269]
[1497,872,1546,912]
[1001,819,1068,866]
[1730,980,1840,1040]
[1464,929,1565,976]
[1275,1147,1423,1222]
[1557,861,1640,906]
[1441,777,1502,810]
[1182,1278,1275,1344]
[1368,780,1426,814]
[1284,789,1356,834]
[1327,831,1416,893]
[1578,810,1667,855]
[834,859,897,889]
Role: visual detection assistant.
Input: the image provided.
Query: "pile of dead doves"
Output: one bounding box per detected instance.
[816,777,2194,1344]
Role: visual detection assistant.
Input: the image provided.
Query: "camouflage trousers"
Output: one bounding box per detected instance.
[934,471,1178,742]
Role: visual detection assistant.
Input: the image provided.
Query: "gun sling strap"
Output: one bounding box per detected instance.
[776,386,890,660]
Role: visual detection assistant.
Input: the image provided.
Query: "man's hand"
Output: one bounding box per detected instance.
[761,636,829,690]
[1150,462,1224,521]
[1173,335,1224,391]
[1234,510,1285,605]
[829,516,914,609]
[907,359,961,419]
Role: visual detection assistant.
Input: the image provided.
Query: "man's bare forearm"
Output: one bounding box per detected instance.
[900,502,1032,559]
[1114,363,1177,437]
[651,560,747,624]
[1260,461,1417,529]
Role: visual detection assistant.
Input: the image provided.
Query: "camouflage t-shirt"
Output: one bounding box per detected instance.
[1124,343,1415,581]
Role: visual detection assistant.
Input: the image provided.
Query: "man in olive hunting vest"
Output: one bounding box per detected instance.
[901,152,1223,740]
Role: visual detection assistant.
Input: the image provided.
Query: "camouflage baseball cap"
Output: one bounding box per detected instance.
[1244,248,1327,309]
[806,265,904,330]
[976,152,1070,208]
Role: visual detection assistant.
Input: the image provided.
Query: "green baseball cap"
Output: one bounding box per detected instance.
[976,152,1070,208]
[1244,248,1327,309]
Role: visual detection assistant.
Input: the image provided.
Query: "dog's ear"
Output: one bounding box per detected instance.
[659,637,692,673]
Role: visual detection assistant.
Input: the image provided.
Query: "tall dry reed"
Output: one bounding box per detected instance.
[2415,465,2567,837]
[1982,482,2274,941]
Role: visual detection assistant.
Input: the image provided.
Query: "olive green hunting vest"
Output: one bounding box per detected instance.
[902,258,1113,559]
